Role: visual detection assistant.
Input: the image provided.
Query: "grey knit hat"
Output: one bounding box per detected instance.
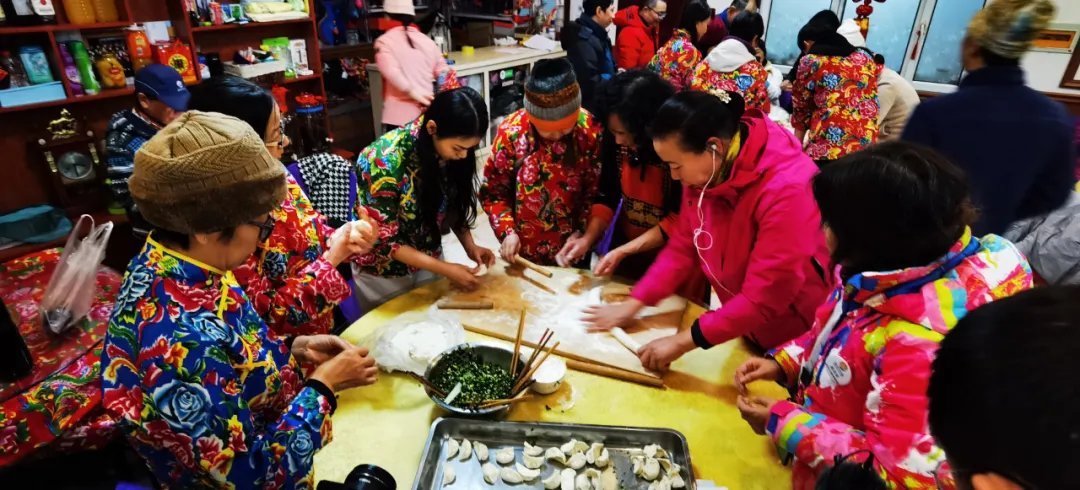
[524,58,581,131]
[130,110,286,234]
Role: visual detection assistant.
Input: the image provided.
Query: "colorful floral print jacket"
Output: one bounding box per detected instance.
[481,109,607,265]
[232,176,350,337]
[101,238,335,489]
[792,51,881,161]
[767,230,1032,489]
[355,120,447,277]
[647,29,701,92]
[690,39,771,112]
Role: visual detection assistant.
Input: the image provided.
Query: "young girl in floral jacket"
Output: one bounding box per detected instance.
[647,0,712,91]
[691,10,771,112]
[734,143,1032,489]
[482,59,606,267]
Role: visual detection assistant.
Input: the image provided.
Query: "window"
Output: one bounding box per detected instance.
[914,0,986,84]
[762,0,987,90]
[764,0,834,66]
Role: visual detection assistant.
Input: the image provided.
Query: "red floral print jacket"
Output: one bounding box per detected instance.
[792,50,881,161]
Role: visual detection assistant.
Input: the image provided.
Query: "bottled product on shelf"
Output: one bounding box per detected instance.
[126,25,152,71]
[69,40,101,95]
[153,40,197,84]
[0,50,30,88]
[95,49,126,89]
[62,0,96,24]
[18,45,54,85]
[3,0,56,25]
[90,0,117,23]
[58,42,84,95]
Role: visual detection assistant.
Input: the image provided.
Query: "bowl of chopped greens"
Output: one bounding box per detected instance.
[424,343,526,416]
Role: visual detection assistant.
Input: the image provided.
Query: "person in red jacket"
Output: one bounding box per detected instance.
[613,0,667,70]
[584,90,832,371]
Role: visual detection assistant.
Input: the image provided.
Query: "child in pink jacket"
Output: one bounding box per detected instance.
[734,142,1033,489]
[585,90,832,371]
[375,0,457,128]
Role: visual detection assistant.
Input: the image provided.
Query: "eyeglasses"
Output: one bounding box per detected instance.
[247,215,276,242]
[645,7,667,19]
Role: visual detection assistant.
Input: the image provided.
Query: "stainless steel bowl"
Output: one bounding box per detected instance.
[423,342,527,417]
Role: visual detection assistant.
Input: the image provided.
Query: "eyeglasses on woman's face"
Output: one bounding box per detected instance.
[247,215,276,243]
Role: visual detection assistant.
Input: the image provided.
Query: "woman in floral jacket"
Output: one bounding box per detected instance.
[647,0,711,91]
[102,112,378,489]
[734,142,1032,489]
[189,77,377,336]
[482,59,606,267]
[354,87,495,310]
[690,10,770,112]
[791,25,881,165]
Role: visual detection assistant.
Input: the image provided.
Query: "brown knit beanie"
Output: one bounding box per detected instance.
[967,0,1055,59]
[130,110,286,234]
[525,58,581,133]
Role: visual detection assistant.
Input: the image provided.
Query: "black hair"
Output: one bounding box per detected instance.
[728,10,764,44]
[416,87,488,234]
[929,286,1080,490]
[582,0,613,17]
[816,461,888,490]
[729,0,749,10]
[650,90,745,153]
[152,227,237,250]
[977,47,1021,67]
[678,0,712,43]
[388,13,417,49]
[596,70,682,214]
[188,75,275,136]
[812,141,977,276]
[797,9,841,52]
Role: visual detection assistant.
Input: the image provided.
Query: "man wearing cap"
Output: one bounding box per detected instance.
[903,0,1076,235]
[104,63,190,238]
[481,58,607,268]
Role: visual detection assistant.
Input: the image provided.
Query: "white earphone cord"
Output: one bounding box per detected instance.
[693,145,735,298]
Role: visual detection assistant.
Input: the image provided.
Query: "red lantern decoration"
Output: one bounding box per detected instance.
[852,0,886,39]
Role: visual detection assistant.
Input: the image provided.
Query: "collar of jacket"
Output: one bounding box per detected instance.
[576,15,611,44]
[842,227,979,307]
[144,235,238,319]
[691,111,770,205]
[959,65,1025,89]
[706,38,756,72]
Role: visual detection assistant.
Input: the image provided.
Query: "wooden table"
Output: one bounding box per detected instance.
[314,272,792,490]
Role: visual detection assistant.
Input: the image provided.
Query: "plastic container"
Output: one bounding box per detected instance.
[126,25,152,72]
[68,41,101,95]
[57,42,84,96]
[0,81,65,107]
[18,46,54,85]
[62,0,96,24]
[95,51,126,89]
[90,0,118,22]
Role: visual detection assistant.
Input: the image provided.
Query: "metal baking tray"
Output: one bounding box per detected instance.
[412,417,695,489]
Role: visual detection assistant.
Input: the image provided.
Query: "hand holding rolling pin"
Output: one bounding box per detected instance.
[500,231,522,263]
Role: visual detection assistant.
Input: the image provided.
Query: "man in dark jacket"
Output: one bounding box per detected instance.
[561,0,616,114]
[903,0,1075,235]
[613,0,666,70]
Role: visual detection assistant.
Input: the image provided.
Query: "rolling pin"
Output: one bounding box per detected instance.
[565,359,665,388]
[514,256,554,278]
[610,327,642,354]
[436,299,495,310]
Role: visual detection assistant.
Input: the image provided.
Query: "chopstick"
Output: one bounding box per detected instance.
[519,329,553,383]
[475,395,535,409]
[513,341,560,395]
[510,309,526,378]
[407,372,446,397]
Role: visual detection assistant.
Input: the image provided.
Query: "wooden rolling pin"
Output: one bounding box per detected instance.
[514,256,554,278]
[565,359,665,388]
[436,299,494,310]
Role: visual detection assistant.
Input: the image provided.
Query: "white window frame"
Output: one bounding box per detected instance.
[760,0,985,93]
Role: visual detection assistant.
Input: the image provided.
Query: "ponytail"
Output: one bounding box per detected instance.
[388,14,417,49]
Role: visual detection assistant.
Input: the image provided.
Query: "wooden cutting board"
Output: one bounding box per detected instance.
[437,263,687,386]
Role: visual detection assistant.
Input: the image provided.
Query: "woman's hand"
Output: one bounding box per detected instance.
[593,247,629,277]
[324,222,354,267]
[408,89,434,107]
[292,335,353,366]
[309,344,379,392]
[736,395,778,435]
[442,262,481,291]
[637,330,695,372]
[500,233,522,263]
[556,232,591,267]
[465,243,497,268]
[582,299,644,332]
[734,357,783,395]
[347,208,380,255]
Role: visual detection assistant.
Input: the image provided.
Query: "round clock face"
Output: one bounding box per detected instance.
[57,151,93,181]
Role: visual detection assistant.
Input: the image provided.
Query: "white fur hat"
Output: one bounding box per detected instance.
[837,19,867,48]
[384,0,416,16]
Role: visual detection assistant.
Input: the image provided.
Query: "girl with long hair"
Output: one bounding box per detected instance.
[646,0,712,91]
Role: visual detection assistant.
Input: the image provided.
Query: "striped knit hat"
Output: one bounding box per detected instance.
[524,58,581,133]
[967,0,1055,59]
[130,111,286,234]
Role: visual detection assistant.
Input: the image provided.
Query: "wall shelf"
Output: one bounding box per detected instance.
[0,87,134,115]
[190,17,312,32]
[0,21,136,35]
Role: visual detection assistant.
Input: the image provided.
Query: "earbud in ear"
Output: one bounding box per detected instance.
[710,144,718,151]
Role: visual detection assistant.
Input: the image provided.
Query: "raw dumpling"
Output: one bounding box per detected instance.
[442,466,456,486]
[642,458,661,481]
[595,448,610,468]
[524,441,544,457]
[459,439,472,462]
[560,439,588,456]
[500,466,525,484]
[644,444,667,459]
[523,453,545,469]
[586,443,604,464]
[575,473,592,490]
[544,469,563,489]
[474,441,489,462]
[515,462,541,481]
[482,463,499,484]
[631,456,644,475]
[648,476,672,490]
[670,474,686,489]
[560,468,576,490]
[446,438,460,460]
[545,446,568,465]
[495,447,516,465]
[584,468,601,490]
[568,451,587,470]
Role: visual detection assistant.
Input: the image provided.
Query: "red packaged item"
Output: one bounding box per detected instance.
[153,40,197,84]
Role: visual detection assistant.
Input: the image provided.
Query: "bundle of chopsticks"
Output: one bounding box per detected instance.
[509,309,560,397]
